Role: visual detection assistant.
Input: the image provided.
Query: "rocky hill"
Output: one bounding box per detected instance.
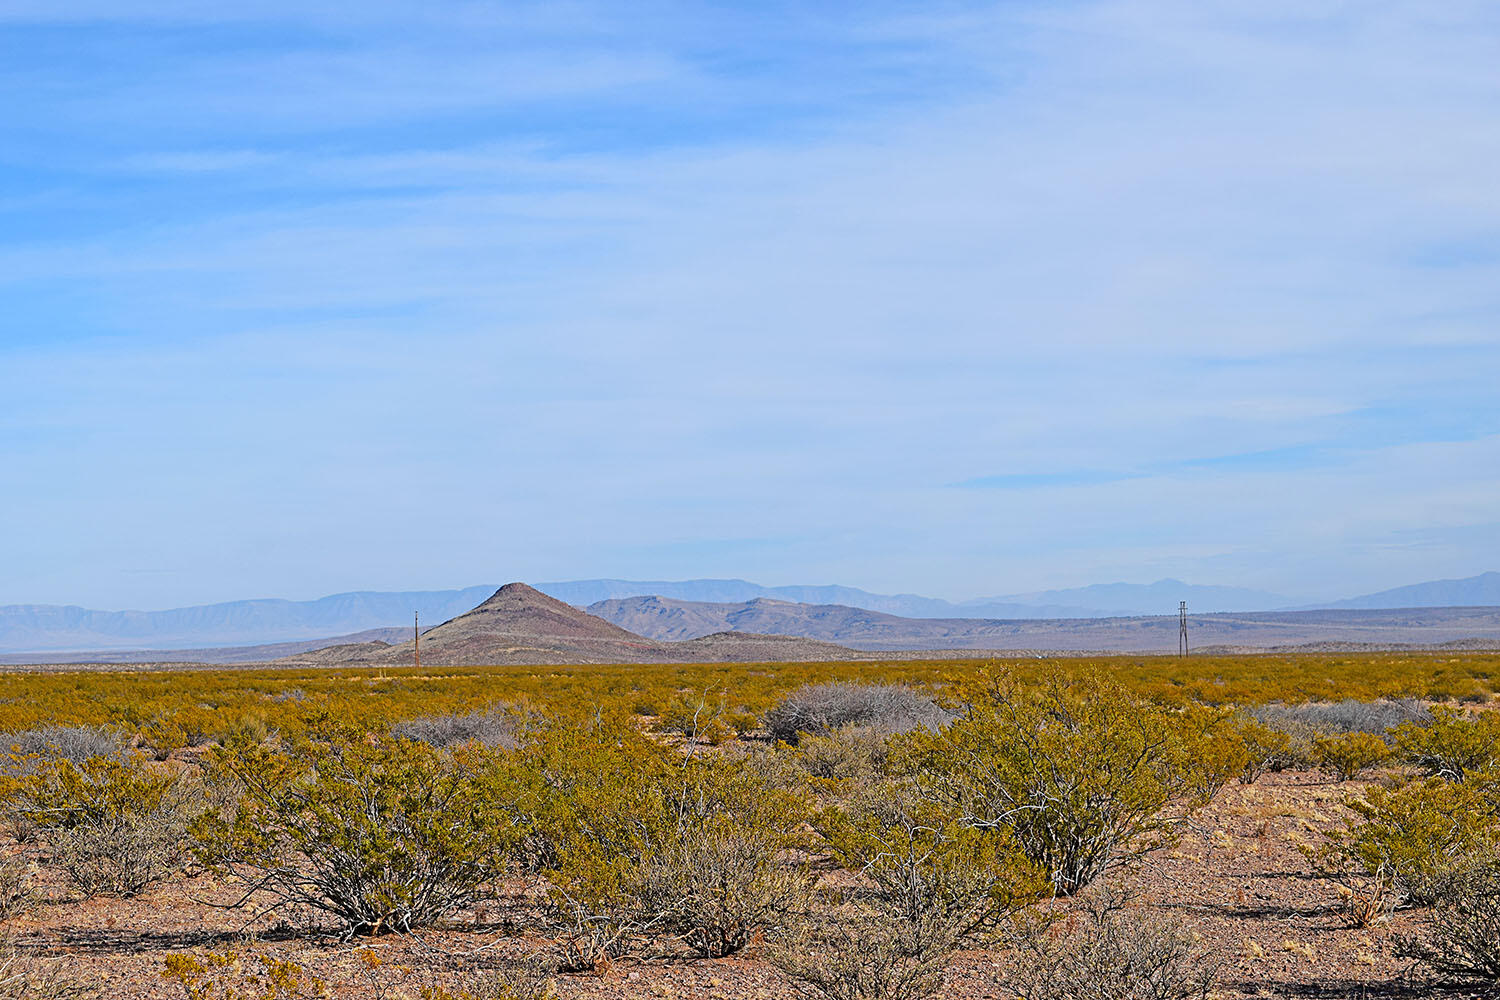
[280,584,862,666]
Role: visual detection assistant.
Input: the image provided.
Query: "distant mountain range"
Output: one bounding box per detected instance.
[541,577,1296,618]
[1,572,1495,655]
[587,596,1500,653]
[1312,572,1500,611]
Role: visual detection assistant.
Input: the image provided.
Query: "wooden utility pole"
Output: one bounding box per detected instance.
[414,611,420,670]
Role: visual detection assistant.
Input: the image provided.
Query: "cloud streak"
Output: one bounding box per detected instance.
[1,1,1497,607]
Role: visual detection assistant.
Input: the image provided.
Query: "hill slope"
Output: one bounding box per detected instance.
[285,584,860,666]
[1320,571,1500,610]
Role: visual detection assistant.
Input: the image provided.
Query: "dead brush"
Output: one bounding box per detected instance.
[0,857,38,922]
[0,938,95,1000]
[1002,888,1220,1000]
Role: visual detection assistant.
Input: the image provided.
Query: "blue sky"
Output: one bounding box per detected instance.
[2,0,1497,609]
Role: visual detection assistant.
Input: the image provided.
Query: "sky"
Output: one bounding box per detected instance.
[1,0,1497,610]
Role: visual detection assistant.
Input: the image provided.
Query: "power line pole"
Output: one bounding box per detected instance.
[414,611,420,670]
[1179,601,1188,657]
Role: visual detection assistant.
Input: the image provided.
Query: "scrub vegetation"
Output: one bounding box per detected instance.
[1,651,1499,997]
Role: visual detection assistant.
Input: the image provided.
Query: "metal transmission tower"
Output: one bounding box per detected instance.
[1178,601,1188,657]
[414,612,421,670]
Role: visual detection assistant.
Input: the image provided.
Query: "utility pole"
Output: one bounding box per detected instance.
[414,611,420,670]
[1179,601,1188,657]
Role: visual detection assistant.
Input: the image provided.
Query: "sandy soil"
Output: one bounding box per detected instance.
[3,770,1487,999]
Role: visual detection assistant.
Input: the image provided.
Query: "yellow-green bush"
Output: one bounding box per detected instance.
[815,788,1045,940]
[194,730,520,936]
[0,652,1495,752]
[1315,775,1500,909]
[506,717,811,965]
[1311,732,1391,781]
[893,675,1229,896]
[1393,706,1500,782]
[11,752,196,897]
[162,951,324,1000]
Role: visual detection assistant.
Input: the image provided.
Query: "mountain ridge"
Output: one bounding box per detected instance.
[3,572,1495,654]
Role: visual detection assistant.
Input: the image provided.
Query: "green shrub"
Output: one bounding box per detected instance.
[1311,731,1390,781]
[815,788,1045,941]
[195,731,519,936]
[1393,706,1500,782]
[510,718,811,965]
[1231,716,1294,783]
[162,951,325,1000]
[1314,775,1500,910]
[894,675,1222,895]
[13,753,196,897]
[791,725,889,793]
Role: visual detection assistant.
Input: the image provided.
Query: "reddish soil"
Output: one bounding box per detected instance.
[3,770,1486,998]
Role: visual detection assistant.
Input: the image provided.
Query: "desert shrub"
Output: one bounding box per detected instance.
[658,691,734,745]
[510,717,811,966]
[13,753,195,897]
[0,939,96,1000]
[0,726,124,770]
[767,683,953,746]
[631,779,813,957]
[1393,706,1500,782]
[0,857,38,921]
[1231,715,1295,783]
[1402,857,1500,986]
[162,951,325,1000]
[1004,890,1218,1000]
[195,731,519,937]
[771,914,952,1000]
[1312,731,1391,781]
[774,778,1044,999]
[792,725,889,791]
[392,706,523,749]
[421,962,557,1000]
[816,788,1045,940]
[894,675,1224,895]
[1313,775,1500,911]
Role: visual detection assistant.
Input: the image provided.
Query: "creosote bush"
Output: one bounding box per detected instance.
[894,675,1233,896]
[1393,706,1500,782]
[162,950,325,1000]
[194,730,520,937]
[509,717,811,967]
[1313,775,1500,911]
[12,753,196,897]
[1311,731,1391,781]
[767,683,954,746]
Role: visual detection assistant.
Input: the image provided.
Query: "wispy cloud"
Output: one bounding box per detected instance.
[1,1,1497,606]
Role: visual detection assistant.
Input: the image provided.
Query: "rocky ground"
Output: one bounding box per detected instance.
[3,768,1488,999]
